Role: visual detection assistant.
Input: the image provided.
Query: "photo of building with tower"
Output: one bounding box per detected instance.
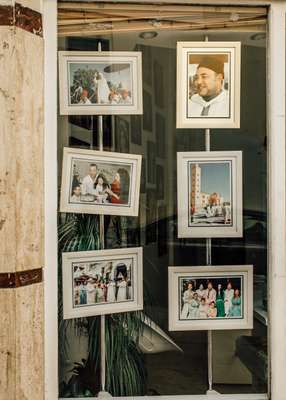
[189,162,231,225]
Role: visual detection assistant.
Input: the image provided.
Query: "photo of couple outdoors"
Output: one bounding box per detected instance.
[73,258,133,307]
[180,277,242,320]
[189,161,232,226]
[69,62,133,106]
[70,159,131,206]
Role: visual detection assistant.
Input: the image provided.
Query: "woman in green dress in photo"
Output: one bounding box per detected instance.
[216,283,225,317]
[229,289,242,317]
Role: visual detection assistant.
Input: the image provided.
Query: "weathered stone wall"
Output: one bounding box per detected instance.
[0,2,44,399]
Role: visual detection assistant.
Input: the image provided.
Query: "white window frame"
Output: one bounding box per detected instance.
[43,1,286,399]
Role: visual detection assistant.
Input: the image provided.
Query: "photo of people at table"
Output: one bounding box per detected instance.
[70,158,131,206]
[179,276,242,320]
[72,258,133,307]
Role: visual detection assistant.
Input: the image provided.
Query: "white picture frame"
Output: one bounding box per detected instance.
[60,147,142,216]
[169,265,253,331]
[176,41,241,129]
[62,247,143,319]
[177,151,243,238]
[59,51,143,115]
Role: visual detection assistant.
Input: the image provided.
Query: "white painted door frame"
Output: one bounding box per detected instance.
[43,1,286,399]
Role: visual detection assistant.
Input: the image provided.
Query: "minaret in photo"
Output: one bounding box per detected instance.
[190,163,201,213]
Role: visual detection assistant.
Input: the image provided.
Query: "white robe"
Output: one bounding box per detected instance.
[70,194,81,203]
[199,304,208,319]
[79,97,91,105]
[224,288,234,316]
[188,90,229,118]
[107,282,116,303]
[127,283,133,300]
[188,299,200,319]
[81,174,98,196]
[223,205,231,223]
[205,288,217,305]
[117,280,127,301]
[96,287,105,303]
[181,289,194,318]
[121,95,131,104]
[94,73,110,104]
[196,288,206,300]
[86,283,95,304]
[94,184,108,203]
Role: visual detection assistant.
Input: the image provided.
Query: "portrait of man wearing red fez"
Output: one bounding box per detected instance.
[188,53,230,118]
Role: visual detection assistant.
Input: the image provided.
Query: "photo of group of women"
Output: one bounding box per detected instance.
[179,276,243,320]
[72,258,133,307]
[70,158,131,206]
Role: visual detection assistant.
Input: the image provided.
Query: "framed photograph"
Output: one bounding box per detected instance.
[169,265,253,331]
[60,147,142,216]
[177,151,243,238]
[59,51,143,115]
[176,41,241,129]
[62,247,143,319]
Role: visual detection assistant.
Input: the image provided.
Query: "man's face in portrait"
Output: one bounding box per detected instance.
[194,67,223,98]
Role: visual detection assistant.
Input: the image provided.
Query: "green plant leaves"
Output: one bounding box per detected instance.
[58,213,147,397]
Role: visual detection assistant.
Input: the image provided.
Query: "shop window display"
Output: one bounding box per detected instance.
[57,5,267,397]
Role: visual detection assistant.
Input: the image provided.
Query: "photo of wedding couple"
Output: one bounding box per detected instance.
[73,258,133,307]
[179,277,242,320]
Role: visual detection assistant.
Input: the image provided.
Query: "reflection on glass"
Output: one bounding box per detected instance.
[58,23,267,398]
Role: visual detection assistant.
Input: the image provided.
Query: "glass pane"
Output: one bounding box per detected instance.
[57,6,267,397]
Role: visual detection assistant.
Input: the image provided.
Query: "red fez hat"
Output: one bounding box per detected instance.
[189,54,227,75]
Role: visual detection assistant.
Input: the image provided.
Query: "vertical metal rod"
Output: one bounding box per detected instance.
[98,41,105,253]
[206,238,212,266]
[111,115,116,152]
[90,117,94,149]
[98,113,105,249]
[205,128,210,152]
[97,40,107,395]
[205,118,213,393]
[100,314,106,392]
[98,116,104,152]
[208,330,213,391]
